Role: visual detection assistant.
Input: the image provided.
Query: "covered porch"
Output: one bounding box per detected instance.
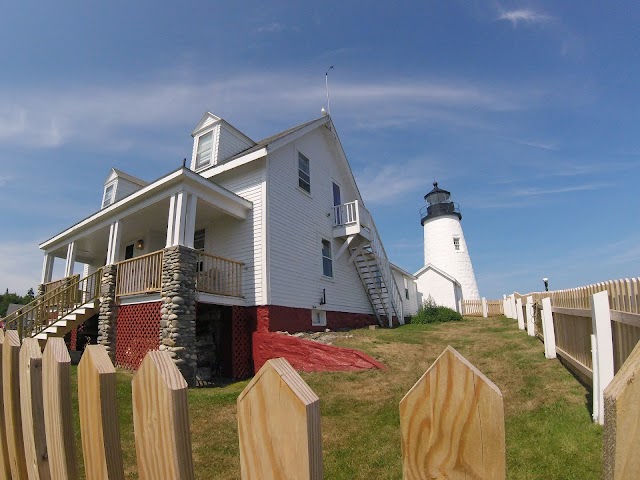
[39,167,252,302]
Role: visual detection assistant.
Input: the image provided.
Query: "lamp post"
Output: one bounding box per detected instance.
[543,277,549,292]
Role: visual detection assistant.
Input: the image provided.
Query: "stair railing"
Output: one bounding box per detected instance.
[1,269,103,340]
[359,205,404,326]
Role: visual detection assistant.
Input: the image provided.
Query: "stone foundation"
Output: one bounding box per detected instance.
[160,245,198,386]
[97,264,118,362]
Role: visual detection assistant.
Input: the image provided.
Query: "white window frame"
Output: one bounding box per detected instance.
[404,277,409,300]
[102,182,116,208]
[311,309,327,327]
[195,130,214,170]
[321,239,333,278]
[298,151,311,194]
[453,237,461,251]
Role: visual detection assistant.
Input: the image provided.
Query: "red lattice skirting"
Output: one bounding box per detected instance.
[231,306,253,379]
[116,302,161,370]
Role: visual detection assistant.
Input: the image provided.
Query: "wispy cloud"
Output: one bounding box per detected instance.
[497,9,554,27]
[0,175,12,186]
[516,139,558,150]
[0,241,43,294]
[511,182,613,197]
[0,72,553,150]
[257,22,285,33]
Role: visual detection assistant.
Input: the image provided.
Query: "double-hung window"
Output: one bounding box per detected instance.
[453,237,460,251]
[196,131,213,169]
[321,240,333,277]
[298,152,310,193]
[102,183,115,208]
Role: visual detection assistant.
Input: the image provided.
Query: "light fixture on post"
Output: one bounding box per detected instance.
[136,239,145,250]
[543,277,549,292]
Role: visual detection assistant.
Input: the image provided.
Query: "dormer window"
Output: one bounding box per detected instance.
[102,183,115,208]
[195,131,213,169]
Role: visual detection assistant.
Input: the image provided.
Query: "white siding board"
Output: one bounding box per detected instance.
[392,269,419,317]
[218,125,253,162]
[266,128,374,314]
[202,161,265,304]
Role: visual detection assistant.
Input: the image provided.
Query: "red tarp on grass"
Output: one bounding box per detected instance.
[253,332,387,373]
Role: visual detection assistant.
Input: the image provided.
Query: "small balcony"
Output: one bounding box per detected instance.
[332,200,373,241]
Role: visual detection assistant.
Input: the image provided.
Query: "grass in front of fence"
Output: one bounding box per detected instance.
[68,316,602,479]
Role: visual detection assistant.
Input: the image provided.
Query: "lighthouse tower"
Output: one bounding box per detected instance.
[420,182,480,300]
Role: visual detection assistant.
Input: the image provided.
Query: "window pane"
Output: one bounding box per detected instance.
[298,153,310,173]
[299,178,310,192]
[102,184,114,208]
[322,240,333,277]
[194,229,205,251]
[196,131,213,167]
[323,257,333,277]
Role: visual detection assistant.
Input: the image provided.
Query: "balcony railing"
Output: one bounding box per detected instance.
[196,252,244,297]
[333,200,371,229]
[115,250,163,297]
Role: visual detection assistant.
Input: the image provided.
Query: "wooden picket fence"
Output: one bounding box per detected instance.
[2,325,638,479]
[461,299,483,316]
[0,330,508,479]
[462,298,504,317]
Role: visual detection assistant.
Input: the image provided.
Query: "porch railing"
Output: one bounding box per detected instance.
[2,269,102,340]
[115,250,164,297]
[196,252,244,297]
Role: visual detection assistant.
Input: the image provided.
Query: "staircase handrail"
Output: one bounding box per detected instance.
[359,204,404,324]
[2,269,103,340]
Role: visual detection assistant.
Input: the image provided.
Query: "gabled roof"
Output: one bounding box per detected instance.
[105,168,148,187]
[191,111,256,147]
[390,262,417,279]
[414,263,461,286]
[219,116,327,165]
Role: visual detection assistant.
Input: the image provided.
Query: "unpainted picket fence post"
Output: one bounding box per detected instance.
[0,330,12,479]
[43,338,77,480]
[603,340,640,479]
[19,337,50,479]
[3,330,28,479]
[400,346,505,479]
[237,357,323,480]
[132,350,194,480]
[78,345,125,480]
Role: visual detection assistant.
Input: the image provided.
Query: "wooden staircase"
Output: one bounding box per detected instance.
[34,301,99,342]
[1,269,102,344]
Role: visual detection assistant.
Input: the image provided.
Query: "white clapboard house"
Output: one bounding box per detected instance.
[7,112,420,381]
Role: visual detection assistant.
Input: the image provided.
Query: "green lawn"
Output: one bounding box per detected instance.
[69,316,602,479]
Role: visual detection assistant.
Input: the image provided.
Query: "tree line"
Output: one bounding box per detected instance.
[0,288,35,317]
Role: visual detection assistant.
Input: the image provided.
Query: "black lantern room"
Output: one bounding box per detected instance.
[420,182,462,225]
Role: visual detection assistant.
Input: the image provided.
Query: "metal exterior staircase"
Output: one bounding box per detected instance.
[1,269,102,343]
[334,201,404,327]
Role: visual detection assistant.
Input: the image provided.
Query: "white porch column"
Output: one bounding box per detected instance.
[166,191,197,247]
[106,220,122,264]
[541,297,556,359]
[64,242,76,277]
[183,193,197,248]
[41,253,54,284]
[526,296,535,336]
[591,290,614,425]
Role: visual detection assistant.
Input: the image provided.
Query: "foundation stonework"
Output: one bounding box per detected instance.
[97,264,118,361]
[160,245,198,386]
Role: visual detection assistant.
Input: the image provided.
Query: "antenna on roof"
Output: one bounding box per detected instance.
[325,65,334,115]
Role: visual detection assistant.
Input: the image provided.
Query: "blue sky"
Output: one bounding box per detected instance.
[1,1,639,298]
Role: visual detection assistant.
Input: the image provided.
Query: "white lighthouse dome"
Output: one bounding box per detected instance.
[420,182,480,301]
